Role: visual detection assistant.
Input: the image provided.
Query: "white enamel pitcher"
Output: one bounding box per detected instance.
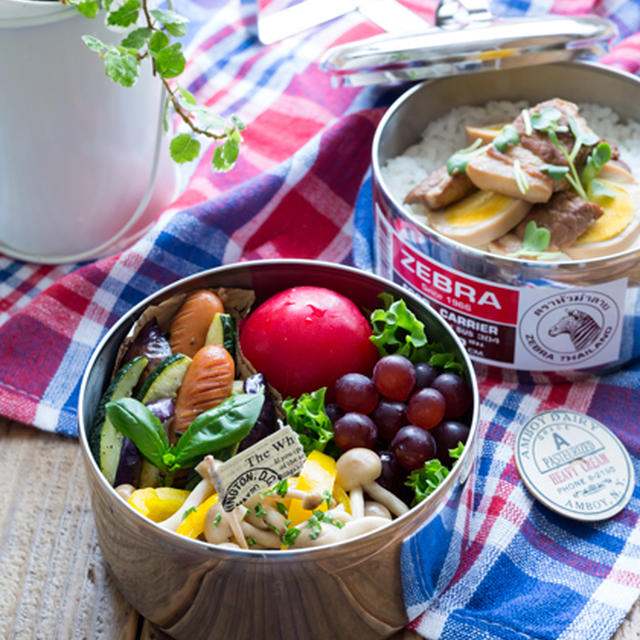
[0,0,178,263]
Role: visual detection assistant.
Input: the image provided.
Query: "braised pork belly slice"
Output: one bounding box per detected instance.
[515,191,604,249]
[466,145,553,203]
[404,165,475,209]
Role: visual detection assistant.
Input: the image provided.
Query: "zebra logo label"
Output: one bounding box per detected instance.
[518,289,622,367]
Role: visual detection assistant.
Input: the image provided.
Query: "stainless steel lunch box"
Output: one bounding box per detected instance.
[78,259,479,640]
[372,62,640,375]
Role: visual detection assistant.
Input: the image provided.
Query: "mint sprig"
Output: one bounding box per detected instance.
[70,0,244,172]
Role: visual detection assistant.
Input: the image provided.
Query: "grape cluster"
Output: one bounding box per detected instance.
[328,355,472,504]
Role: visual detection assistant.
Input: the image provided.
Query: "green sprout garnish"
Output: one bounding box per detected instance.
[513,160,530,195]
[212,514,222,528]
[282,528,301,547]
[254,503,266,518]
[507,221,563,260]
[521,108,533,136]
[494,124,520,152]
[181,507,197,521]
[276,501,288,517]
[531,107,607,202]
[446,139,489,175]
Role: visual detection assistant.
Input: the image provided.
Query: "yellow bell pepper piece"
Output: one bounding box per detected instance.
[176,494,220,539]
[332,482,351,515]
[287,450,336,527]
[128,487,191,522]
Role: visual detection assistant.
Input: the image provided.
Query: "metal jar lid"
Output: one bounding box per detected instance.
[320,4,617,87]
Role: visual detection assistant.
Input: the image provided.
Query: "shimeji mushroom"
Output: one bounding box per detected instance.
[335,448,409,518]
[364,501,392,519]
[290,515,391,548]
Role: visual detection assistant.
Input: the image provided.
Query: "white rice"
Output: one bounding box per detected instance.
[381,100,640,220]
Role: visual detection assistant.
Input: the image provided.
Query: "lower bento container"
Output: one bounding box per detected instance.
[372,61,640,375]
[78,260,479,640]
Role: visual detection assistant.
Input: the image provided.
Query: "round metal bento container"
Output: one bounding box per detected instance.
[372,61,640,377]
[78,259,480,640]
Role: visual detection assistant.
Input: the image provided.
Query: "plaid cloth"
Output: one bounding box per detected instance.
[2,1,640,638]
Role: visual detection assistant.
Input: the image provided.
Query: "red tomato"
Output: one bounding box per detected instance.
[239,287,379,398]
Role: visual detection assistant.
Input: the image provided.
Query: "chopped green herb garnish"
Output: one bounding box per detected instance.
[494,124,520,152]
[275,479,288,498]
[307,514,323,540]
[267,523,281,535]
[285,519,292,528]
[282,528,301,547]
[213,514,222,528]
[276,501,288,517]
[446,139,488,175]
[181,507,197,521]
[254,503,266,518]
[322,490,332,509]
[247,536,257,547]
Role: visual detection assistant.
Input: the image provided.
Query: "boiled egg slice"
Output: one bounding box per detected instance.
[564,163,640,260]
[428,190,531,247]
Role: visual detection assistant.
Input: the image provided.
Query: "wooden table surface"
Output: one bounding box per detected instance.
[1,416,638,640]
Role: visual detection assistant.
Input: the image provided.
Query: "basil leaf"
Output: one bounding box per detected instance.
[493,124,519,152]
[105,398,170,471]
[541,164,569,181]
[173,393,264,469]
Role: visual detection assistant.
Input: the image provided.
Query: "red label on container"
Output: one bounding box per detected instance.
[393,237,519,324]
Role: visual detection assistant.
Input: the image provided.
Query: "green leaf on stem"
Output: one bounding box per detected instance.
[70,0,100,19]
[121,27,152,49]
[155,43,186,78]
[107,0,141,28]
[104,48,140,87]
[150,9,189,37]
[446,139,487,175]
[148,30,170,54]
[82,34,106,54]
[541,164,569,181]
[212,135,241,172]
[170,134,201,164]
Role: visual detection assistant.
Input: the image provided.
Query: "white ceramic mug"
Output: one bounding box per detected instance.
[0,0,177,263]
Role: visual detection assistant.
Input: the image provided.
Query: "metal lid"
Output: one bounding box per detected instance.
[320,14,617,87]
[514,410,634,522]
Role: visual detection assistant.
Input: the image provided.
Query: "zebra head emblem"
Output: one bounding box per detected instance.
[548,309,602,351]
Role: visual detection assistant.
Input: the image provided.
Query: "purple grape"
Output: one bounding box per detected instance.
[335,373,379,414]
[407,388,446,430]
[378,450,412,505]
[391,425,437,470]
[373,355,416,401]
[371,399,407,441]
[325,402,344,425]
[431,373,472,419]
[431,420,470,466]
[334,413,378,451]
[414,362,438,389]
